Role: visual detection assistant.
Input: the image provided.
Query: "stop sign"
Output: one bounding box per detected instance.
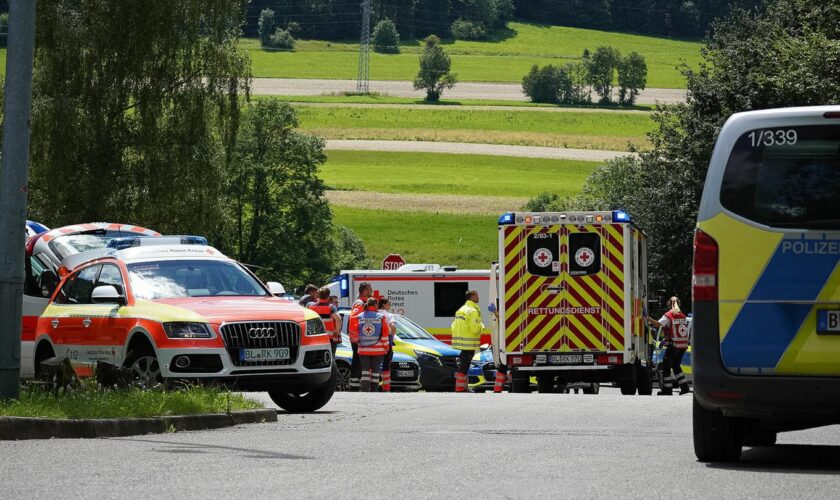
[382,253,406,271]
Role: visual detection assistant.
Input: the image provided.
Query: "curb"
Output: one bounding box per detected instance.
[0,409,278,440]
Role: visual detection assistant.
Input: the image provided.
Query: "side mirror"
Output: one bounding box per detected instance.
[39,271,59,298]
[267,281,286,297]
[91,285,126,305]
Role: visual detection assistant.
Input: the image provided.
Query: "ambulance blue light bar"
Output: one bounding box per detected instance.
[498,212,515,225]
[612,210,631,223]
[339,274,349,298]
[108,235,208,250]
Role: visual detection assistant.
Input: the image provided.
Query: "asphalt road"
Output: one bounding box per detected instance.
[252,78,688,105]
[2,390,839,499]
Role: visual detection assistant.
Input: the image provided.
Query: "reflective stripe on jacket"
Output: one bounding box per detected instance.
[450,300,484,351]
[356,308,390,356]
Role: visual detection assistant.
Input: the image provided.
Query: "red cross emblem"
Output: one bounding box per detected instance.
[533,248,553,268]
[575,247,594,267]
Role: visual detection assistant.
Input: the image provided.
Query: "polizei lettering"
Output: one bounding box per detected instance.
[781,239,840,256]
[529,307,601,315]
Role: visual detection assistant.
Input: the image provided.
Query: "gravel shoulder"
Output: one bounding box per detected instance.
[252,78,687,105]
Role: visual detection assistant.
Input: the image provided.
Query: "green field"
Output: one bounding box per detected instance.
[299,105,654,150]
[322,151,596,197]
[332,206,497,269]
[246,22,701,88]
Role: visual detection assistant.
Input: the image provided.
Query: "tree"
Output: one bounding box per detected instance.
[270,28,295,50]
[413,35,457,101]
[372,18,401,53]
[617,51,647,105]
[493,0,515,27]
[0,13,8,47]
[586,46,620,103]
[451,19,488,40]
[525,0,840,305]
[29,0,250,238]
[258,8,275,47]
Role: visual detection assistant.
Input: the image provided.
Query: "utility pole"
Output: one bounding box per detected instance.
[356,0,371,94]
[0,0,37,401]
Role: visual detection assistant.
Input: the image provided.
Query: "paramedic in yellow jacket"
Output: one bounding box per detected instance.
[451,289,485,393]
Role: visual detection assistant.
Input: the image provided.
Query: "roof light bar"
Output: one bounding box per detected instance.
[107,235,208,250]
[498,212,515,225]
[612,210,631,222]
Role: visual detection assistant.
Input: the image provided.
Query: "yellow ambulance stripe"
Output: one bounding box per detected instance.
[566,278,621,349]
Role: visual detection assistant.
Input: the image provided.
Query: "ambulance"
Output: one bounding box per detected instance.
[491,211,653,394]
[693,107,840,461]
[329,265,492,344]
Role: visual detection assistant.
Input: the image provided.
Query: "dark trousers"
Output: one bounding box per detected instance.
[350,343,361,391]
[457,349,475,375]
[660,345,687,392]
[330,340,338,356]
[360,355,383,392]
[381,348,393,372]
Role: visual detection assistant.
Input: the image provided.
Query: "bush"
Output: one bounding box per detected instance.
[270,28,295,50]
[451,19,488,40]
[522,63,590,105]
[258,8,275,47]
[372,18,400,53]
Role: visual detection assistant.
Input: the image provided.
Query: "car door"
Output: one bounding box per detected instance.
[90,263,130,364]
[53,265,101,362]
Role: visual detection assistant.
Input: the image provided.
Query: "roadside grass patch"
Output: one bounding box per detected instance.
[0,383,262,419]
[241,22,701,88]
[322,151,596,197]
[332,206,498,269]
[299,107,653,150]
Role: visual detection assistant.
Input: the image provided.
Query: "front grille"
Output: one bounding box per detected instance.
[220,321,301,367]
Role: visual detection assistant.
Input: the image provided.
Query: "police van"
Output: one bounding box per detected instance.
[491,211,653,394]
[693,107,840,461]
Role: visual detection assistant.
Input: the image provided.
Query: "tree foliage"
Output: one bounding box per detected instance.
[29,0,250,239]
[522,63,591,105]
[617,52,648,105]
[586,46,621,103]
[526,0,840,305]
[258,8,275,46]
[413,35,457,101]
[373,18,401,53]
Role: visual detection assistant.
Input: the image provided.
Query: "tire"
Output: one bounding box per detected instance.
[34,342,56,378]
[510,372,531,393]
[123,346,162,385]
[537,374,555,393]
[636,362,653,396]
[619,364,637,395]
[269,364,337,413]
[693,396,743,462]
[582,383,600,395]
[335,362,351,392]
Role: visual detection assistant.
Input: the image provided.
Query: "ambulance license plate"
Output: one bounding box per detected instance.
[551,354,583,364]
[396,370,414,378]
[239,348,290,362]
[817,310,840,334]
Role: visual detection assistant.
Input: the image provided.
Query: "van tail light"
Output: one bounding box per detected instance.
[509,355,533,367]
[693,229,718,302]
[596,354,622,365]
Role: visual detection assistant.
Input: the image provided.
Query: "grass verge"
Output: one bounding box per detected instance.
[243,22,701,88]
[322,151,596,197]
[299,107,653,150]
[332,205,498,269]
[0,383,262,419]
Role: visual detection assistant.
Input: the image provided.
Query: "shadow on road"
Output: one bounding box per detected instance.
[706,445,840,474]
[112,437,312,461]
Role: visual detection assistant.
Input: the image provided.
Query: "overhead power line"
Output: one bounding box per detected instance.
[356,0,372,93]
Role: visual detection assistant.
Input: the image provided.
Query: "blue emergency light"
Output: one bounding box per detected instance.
[612,210,631,222]
[498,212,515,225]
[339,274,349,298]
[107,235,208,250]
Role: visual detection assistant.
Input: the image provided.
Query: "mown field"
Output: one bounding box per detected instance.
[332,205,498,269]
[298,105,654,150]
[322,151,596,197]
[245,22,702,88]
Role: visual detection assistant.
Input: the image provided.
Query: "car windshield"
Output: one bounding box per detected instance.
[395,315,437,340]
[50,231,155,259]
[721,125,840,229]
[127,259,268,299]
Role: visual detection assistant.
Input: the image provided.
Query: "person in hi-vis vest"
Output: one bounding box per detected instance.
[354,298,391,392]
[451,289,485,393]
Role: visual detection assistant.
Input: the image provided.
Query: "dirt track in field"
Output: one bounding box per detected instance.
[326,190,528,215]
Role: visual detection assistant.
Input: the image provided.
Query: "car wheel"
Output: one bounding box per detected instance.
[693,396,743,462]
[619,364,637,395]
[582,383,600,395]
[636,362,653,395]
[336,362,351,392]
[124,347,162,385]
[269,364,337,413]
[33,342,56,378]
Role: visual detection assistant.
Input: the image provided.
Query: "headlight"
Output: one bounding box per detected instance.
[305,318,326,336]
[414,351,442,366]
[163,322,212,339]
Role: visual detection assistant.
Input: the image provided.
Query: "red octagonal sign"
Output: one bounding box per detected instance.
[382,253,406,271]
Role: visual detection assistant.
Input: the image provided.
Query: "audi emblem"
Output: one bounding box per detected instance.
[248,327,277,340]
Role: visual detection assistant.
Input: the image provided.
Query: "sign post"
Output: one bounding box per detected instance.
[381,254,406,271]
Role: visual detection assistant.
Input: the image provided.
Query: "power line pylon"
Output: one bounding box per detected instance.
[356,0,371,94]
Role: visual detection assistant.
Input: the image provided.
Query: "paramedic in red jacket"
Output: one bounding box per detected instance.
[307,287,342,354]
[648,296,691,396]
[347,282,373,391]
[355,298,391,392]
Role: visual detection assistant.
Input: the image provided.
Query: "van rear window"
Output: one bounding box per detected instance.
[720,125,840,229]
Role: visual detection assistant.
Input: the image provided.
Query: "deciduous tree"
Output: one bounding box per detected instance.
[413,35,457,101]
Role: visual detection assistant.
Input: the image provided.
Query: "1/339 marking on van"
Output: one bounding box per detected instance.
[748,129,798,147]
